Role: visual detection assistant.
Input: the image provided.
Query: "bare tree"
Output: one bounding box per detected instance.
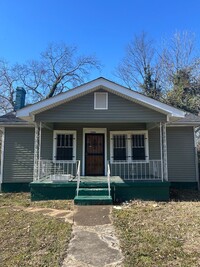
[115,32,163,99]
[116,32,156,88]
[158,31,200,114]
[116,31,200,111]
[0,43,100,113]
[0,59,18,113]
[159,31,200,89]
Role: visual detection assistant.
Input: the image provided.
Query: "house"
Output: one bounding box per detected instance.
[0,77,199,204]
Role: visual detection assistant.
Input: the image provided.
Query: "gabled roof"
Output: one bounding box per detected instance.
[16,77,185,121]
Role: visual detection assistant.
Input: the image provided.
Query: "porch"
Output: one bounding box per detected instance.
[30,175,170,203]
[31,121,169,203]
[30,159,170,203]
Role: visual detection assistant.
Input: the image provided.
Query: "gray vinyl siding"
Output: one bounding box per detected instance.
[36,91,166,123]
[41,128,53,160]
[167,127,196,182]
[148,128,161,160]
[3,128,34,183]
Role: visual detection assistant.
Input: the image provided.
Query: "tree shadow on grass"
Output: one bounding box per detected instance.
[170,189,200,202]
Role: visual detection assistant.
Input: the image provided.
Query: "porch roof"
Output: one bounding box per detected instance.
[16,77,185,122]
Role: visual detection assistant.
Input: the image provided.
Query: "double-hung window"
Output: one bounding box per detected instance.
[113,134,127,161]
[110,131,148,162]
[132,134,145,160]
[53,131,76,161]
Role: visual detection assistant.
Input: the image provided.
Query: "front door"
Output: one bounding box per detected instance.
[85,134,104,176]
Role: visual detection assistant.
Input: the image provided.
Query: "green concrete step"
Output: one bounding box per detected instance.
[77,188,109,196]
[78,183,109,188]
[74,195,113,205]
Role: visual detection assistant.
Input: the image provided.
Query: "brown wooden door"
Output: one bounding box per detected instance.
[85,134,104,176]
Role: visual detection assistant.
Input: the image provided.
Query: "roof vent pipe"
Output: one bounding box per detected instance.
[14,87,26,111]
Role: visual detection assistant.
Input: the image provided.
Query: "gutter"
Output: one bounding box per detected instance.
[0,123,34,127]
[167,122,200,127]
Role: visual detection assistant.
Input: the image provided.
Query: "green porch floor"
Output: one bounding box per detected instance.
[30,176,170,202]
[34,176,124,184]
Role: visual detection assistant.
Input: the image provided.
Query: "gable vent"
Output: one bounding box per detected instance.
[94,92,108,110]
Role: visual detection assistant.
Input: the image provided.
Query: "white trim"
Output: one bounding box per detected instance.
[110,130,149,163]
[82,128,107,176]
[37,122,42,180]
[33,123,39,180]
[0,127,5,190]
[162,123,168,181]
[94,92,108,110]
[53,130,77,161]
[194,126,200,190]
[16,77,185,120]
[160,123,164,182]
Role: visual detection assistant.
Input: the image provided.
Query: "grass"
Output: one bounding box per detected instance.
[112,190,200,267]
[0,192,73,210]
[0,193,73,267]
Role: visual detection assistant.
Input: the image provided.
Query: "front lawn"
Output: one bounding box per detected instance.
[0,193,73,267]
[113,191,200,267]
[0,192,73,210]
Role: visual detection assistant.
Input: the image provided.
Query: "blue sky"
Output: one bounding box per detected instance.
[0,0,200,82]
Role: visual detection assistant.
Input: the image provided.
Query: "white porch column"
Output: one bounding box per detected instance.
[33,122,42,181]
[159,123,164,181]
[162,122,168,181]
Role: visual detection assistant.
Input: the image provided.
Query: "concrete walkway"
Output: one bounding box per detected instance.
[62,206,123,267]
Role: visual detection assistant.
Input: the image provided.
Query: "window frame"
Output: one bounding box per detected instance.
[53,130,76,162]
[94,92,108,110]
[110,131,149,163]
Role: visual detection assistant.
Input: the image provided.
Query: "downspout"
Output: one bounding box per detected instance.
[0,127,5,192]
[194,126,200,191]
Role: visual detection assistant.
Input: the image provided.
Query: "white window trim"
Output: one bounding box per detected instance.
[82,128,107,176]
[110,130,149,163]
[94,92,108,110]
[53,130,76,162]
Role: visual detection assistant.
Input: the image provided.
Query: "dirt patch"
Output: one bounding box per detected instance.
[183,235,200,254]
[74,205,111,226]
